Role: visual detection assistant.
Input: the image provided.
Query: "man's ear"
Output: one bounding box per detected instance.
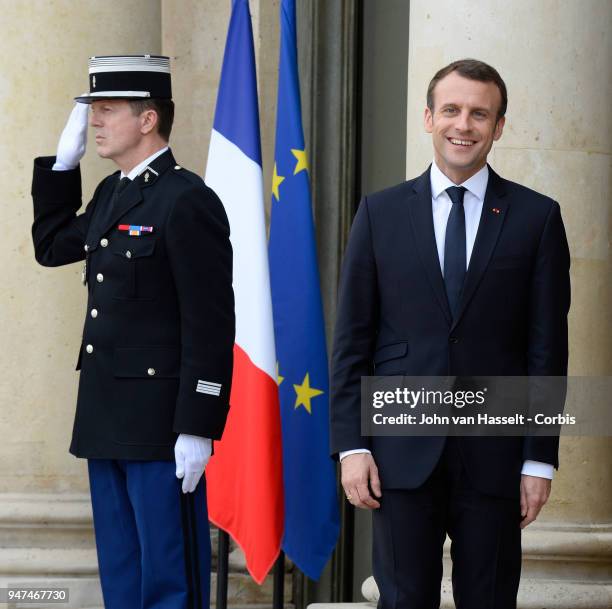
[424,106,433,133]
[141,110,159,136]
[493,116,505,141]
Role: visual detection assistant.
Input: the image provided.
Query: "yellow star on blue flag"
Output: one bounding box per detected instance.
[293,373,323,414]
[272,163,285,201]
[291,148,308,175]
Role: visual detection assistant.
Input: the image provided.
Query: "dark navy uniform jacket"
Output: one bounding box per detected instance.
[330,166,571,498]
[32,149,235,460]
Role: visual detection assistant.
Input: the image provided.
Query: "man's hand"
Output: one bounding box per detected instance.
[174,434,212,493]
[54,102,89,170]
[341,453,382,509]
[520,474,551,529]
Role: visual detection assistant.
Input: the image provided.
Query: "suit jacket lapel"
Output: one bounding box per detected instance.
[451,166,509,331]
[407,167,453,326]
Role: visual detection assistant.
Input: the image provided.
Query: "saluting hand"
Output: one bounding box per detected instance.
[174,434,212,493]
[54,101,89,170]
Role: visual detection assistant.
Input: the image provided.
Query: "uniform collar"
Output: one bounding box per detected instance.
[430,159,489,202]
[121,146,169,180]
[127,147,177,189]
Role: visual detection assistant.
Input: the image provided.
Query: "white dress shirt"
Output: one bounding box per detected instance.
[340,161,554,480]
[430,159,486,273]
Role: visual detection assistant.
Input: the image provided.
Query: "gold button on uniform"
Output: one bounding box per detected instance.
[91,309,98,318]
[86,344,94,354]
[126,250,132,259]
[96,273,104,283]
[147,368,156,376]
[100,238,109,247]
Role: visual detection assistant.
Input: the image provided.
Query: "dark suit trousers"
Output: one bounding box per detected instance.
[372,438,522,609]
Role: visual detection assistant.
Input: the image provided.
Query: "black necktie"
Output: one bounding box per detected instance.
[444,186,467,318]
[99,177,130,230]
[114,176,131,201]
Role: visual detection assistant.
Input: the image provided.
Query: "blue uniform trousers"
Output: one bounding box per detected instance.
[87,459,210,609]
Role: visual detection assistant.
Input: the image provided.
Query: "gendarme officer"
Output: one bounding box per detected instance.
[31,55,234,609]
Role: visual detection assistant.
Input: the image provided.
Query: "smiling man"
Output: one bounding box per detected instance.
[331,59,571,608]
[424,69,506,183]
[31,55,234,609]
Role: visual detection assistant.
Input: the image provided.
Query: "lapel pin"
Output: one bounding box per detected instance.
[491,207,501,214]
[144,172,150,183]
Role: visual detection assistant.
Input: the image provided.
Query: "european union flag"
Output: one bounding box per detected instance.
[269,0,340,581]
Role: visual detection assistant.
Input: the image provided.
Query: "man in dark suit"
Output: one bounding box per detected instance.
[31,55,234,609]
[330,59,570,609]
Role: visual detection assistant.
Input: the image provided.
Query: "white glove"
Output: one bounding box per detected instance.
[174,434,212,493]
[53,102,89,170]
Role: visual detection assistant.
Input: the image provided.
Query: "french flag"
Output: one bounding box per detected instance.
[204,0,284,585]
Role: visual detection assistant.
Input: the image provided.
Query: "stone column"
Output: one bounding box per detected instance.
[0,2,161,606]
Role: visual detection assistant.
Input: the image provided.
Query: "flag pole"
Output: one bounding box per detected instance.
[216,529,230,609]
[273,550,285,609]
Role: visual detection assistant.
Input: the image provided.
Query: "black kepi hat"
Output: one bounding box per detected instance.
[75,55,172,103]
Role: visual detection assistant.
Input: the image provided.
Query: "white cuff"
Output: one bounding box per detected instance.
[52,160,75,171]
[522,460,554,480]
[339,448,372,462]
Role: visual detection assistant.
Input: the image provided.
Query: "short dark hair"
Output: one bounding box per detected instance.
[128,98,175,141]
[427,59,507,121]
